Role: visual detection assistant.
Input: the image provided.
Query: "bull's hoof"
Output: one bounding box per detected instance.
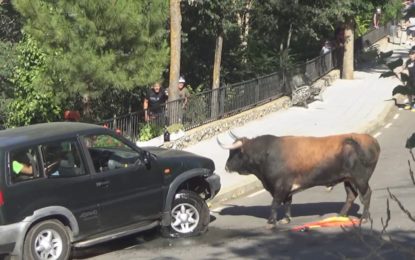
[360,218,369,224]
[278,217,291,225]
[326,186,334,192]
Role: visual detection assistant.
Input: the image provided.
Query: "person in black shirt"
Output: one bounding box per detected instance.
[398,48,415,110]
[143,82,168,122]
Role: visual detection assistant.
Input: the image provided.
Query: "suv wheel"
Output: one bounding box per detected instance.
[23,219,71,260]
[162,190,210,238]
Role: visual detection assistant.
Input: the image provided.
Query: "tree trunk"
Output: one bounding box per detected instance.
[211,32,223,118]
[168,0,182,124]
[342,21,354,79]
[169,0,181,101]
[235,0,252,53]
[286,23,293,49]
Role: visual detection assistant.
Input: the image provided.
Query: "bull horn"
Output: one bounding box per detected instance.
[217,136,243,150]
[228,130,239,140]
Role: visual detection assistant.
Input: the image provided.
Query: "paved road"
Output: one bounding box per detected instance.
[73,106,415,260]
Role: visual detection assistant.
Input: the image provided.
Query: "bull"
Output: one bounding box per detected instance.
[218,132,380,227]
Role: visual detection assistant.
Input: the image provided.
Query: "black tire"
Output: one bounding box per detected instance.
[161,190,210,238]
[23,219,71,260]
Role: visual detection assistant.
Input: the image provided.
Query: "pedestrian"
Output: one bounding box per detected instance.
[398,47,415,110]
[178,76,190,109]
[373,7,381,29]
[175,76,190,124]
[405,16,415,46]
[320,40,332,55]
[143,82,168,122]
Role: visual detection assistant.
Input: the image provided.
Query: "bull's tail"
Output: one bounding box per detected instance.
[343,137,380,168]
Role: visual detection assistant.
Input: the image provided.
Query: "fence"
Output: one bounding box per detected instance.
[101,24,392,142]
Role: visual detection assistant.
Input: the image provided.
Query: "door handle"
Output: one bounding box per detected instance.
[96,180,110,188]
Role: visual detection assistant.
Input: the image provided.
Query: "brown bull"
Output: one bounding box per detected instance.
[218,132,380,227]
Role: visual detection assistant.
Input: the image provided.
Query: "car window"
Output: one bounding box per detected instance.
[9,146,41,183]
[40,140,87,177]
[83,134,140,173]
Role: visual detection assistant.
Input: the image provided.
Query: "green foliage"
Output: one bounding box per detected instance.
[5,35,61,127]
[381,0,403,22]
[13,0,169,120]
[355,15,372,37]
[0,41,18,102]
[167,123,184,133]
[180,0,244,89]
[93,135,125,148]
[138,123,163,141]
[0,1,22,43]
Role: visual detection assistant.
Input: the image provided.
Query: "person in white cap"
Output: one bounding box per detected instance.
[373,7,381,29]
[175,76,190,124]
[178,76,190,109]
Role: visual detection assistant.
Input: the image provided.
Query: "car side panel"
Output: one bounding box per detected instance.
[95,164,164,232]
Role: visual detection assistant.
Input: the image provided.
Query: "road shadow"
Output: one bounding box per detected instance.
[72,214,218,259]
[218,202,360,220]
[206,228,415,260]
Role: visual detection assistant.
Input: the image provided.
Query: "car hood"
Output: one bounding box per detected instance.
[144,147,215,172]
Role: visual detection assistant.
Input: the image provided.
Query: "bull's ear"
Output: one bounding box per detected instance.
[239,138,249,153]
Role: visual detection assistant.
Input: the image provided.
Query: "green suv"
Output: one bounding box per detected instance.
[0,122,220,260]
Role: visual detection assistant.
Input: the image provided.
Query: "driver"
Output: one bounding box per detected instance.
[11,151,33,176]
[12,160,33,175]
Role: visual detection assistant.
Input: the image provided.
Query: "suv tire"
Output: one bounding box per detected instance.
[162,190,210,238]
[23,219,71,260]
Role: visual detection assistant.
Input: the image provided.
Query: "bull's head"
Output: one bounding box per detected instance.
[217,131,251,175]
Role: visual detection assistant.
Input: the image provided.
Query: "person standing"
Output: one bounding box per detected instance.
[177,76,190,124]
[320,40,332,55]
[178,76,190,109]
[373,7,381,29]
[143,82,168,122]
[398,48,415,110]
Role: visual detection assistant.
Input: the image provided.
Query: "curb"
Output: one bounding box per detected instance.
[357,97,398,135]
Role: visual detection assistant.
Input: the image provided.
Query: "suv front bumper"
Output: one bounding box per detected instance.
[206,173,221,199]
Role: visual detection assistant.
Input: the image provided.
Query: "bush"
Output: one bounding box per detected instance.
[138,123,164,141]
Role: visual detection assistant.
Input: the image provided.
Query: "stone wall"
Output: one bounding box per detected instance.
[163,69,340,150]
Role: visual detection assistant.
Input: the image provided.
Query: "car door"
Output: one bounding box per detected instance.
[6,140,102,237]
[81,133,164,231]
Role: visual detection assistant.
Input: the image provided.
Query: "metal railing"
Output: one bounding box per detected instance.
[100,24,391,142]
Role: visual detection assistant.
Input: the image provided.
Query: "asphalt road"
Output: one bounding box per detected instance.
[73,106,415,260]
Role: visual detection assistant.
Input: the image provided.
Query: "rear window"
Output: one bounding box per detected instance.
[9,146,42,183]
[7,139,87,184]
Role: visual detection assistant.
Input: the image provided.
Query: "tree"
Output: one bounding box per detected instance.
[6,35,61,127]
[13,0,169,120]
[169,0,181,102]
[0,0,23,123]
[0,0,22,43]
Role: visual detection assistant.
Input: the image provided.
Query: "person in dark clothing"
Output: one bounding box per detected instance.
[143,82,168,122]
[399,47,415,110]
